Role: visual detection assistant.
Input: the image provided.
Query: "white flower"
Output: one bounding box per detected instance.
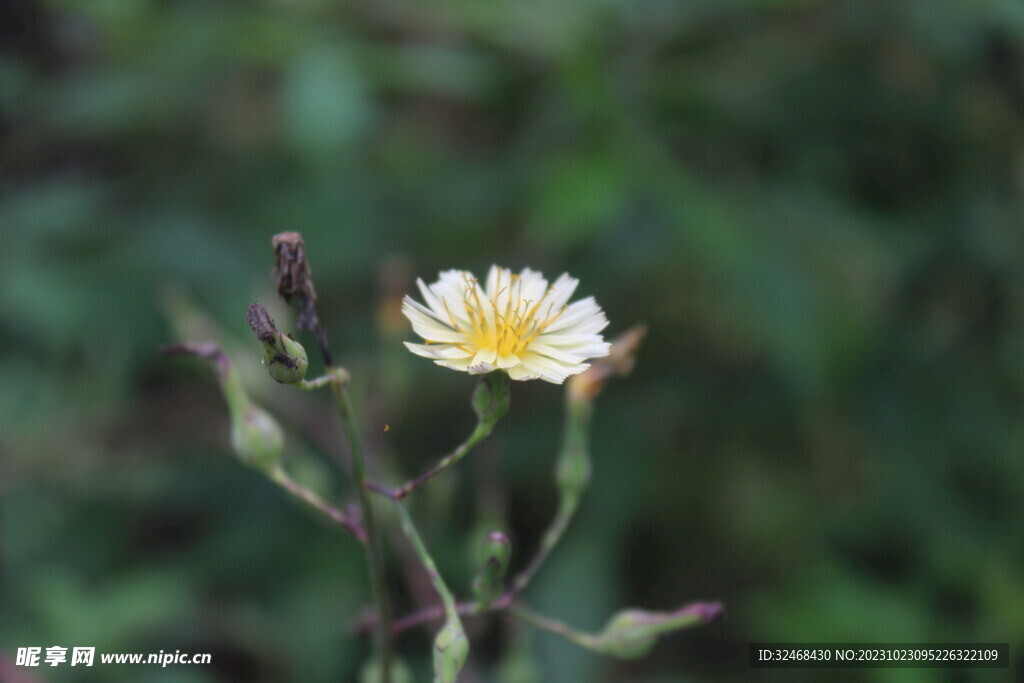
[402,266,611,383]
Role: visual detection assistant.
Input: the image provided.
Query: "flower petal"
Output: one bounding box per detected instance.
[431,270,474,311]
[546,273,579,311]
[468,361,496,374]
[417,278,467,328]
[484,265,501,300]
[544,297,608,335]
[495,353,521,369]
[518,353,590,384]
[472,348,498,367]
[435,357,474,372]
[527,343,589,364]
[517,267,549,304]
[533,335,611,359]
[403,342,472,360]
[402,296,466,343]
[507,363,542,381]
[486,265,514,314]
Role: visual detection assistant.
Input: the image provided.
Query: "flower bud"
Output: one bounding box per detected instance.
[472,371,510,425]
[246,302,309,384]
[593,610,657,659]
[231,404,284,471]
[433,620,469,683]
[593,602,723,660]
[472,531,511,606]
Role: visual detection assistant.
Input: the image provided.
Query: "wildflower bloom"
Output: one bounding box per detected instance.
[402,266,611,383]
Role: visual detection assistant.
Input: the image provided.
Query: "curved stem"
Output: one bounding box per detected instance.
[393,503,460,623]
[269,467,366,543]
[372,421,495,500]
[298,374,335,391]
[330,372,393,683]
[504,604,599,650]
[388,602,447,634]
[511,492,580,594]
[368,373,509,501]
[511,396,592,595]
[383,393,595,636]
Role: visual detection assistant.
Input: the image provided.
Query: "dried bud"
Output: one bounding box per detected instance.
[568,324,647,402]
[592,602,723,660]
[246,302,309,384]
[433,620,469,683]
[272,231,317,328]
[272,231,331,366]
[472,371,510,426]
[472,531,512,605]
[272,232,315,310]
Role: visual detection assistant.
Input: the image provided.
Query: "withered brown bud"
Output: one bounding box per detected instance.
[246,302,277,343]
[272,232,331,366]
[272,232,315,307]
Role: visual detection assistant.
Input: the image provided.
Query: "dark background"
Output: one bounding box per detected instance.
[1,0,1023,681]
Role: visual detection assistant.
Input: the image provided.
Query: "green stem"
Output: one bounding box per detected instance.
[298,374,335,391]
[394,502,470,681]
[393,503,460,623]
[505,604,599,650]
[508,602,721,656]
[214,351,250,423]
[330,371,393,683]
[380,420,495,499]
[512,492,580,594]
[383,392,595,636]
[512,396,593,595]
[368,372,509,500]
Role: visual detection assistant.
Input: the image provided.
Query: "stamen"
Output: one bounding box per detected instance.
[452,270,571,358]
[441,297,461,331]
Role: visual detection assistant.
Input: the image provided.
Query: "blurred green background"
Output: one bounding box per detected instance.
[2,0,1023,681]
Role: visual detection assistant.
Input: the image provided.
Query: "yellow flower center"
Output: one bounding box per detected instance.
[444,269,565,358]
